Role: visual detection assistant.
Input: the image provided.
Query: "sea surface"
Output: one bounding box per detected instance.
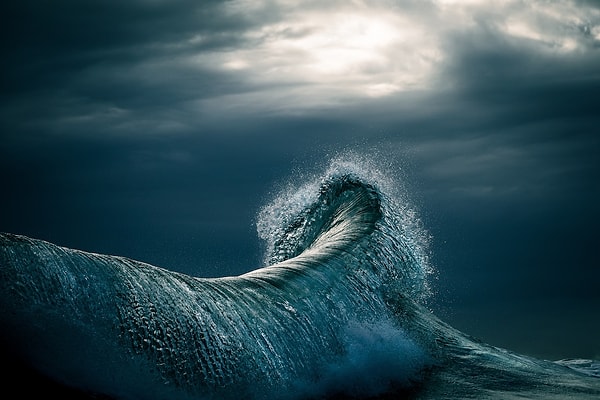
[1,157,598,399]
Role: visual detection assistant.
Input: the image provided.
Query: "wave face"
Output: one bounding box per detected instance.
[1,157,599,400]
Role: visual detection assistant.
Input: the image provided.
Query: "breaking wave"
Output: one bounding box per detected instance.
[0,156,598,400]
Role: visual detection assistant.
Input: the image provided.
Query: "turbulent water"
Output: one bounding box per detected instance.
[0,158,598,400]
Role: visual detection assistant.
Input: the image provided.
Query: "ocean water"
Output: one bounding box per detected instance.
[1,157,598,399]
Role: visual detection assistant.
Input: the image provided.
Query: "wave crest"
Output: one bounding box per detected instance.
[256,156,432,301]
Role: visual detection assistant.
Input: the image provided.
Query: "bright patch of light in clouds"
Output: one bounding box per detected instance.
[213,7,442,101]
[189,0,600,111]
[256,11,441,91]
[501,1,600,52]
[285,13,399,75]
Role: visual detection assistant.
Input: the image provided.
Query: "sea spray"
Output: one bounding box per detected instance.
[257,154,433,301]
[289,318,430,399]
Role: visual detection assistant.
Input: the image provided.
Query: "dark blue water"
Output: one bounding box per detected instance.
[1,157,598,399]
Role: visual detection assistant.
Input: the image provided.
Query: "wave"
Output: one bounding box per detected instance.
[0,157,598,400]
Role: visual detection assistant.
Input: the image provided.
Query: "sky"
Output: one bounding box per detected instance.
[1,0,599,361]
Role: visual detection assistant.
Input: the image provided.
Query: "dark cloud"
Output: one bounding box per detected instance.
[0,0,257,114]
